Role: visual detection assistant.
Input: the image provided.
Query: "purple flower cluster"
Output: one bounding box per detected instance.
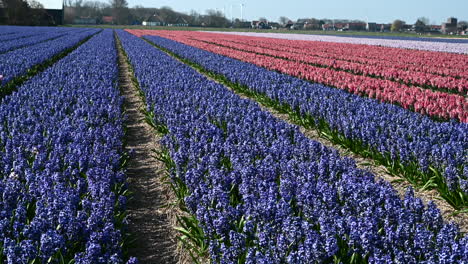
[0,27,80,54]
[207,31,468,54]
[144,35,468,199]
[0,30,131,263]
[0,27,99,86]
[118,30,467,263]
[0,26,53,41]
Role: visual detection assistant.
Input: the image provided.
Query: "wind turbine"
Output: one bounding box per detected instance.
[230,4,233,23]
[240,3,245,22]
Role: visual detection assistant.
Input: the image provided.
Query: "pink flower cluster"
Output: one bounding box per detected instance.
[223,36,468,80]
[128,30,468,123]
[200,36,468,94]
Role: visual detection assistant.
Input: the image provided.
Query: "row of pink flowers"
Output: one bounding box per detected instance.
[197,32,468,81]
[196,36,467,94]
[209,31,468,65]
[128,30,467,123]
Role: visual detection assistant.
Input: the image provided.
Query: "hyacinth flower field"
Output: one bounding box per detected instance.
[0,25,467,263]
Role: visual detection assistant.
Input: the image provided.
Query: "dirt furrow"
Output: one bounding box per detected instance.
[116,33,181,264]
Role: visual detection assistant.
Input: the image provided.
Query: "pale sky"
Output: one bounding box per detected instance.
[42,0,467,24]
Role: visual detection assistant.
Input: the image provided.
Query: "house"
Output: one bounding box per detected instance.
[304,21,321,30]
[377,23,391,32]
[335,23,348,30]
[268,22,280,29]
[413,20,429,33]
[346,22,366,31]
[322,22,365,31]
[291,19,318,30]
[442,17,457,34]
[284,20,294,29]
[366,22,377,31]
[167,16,189,27]
[102,16,114,24]
[427,25,442,34]
[401,24,413,32]
[251,20,270,29]
[322,23,347,31]
[44,9,63,25]
[74,17,96,24]
[251,20,258,27]
[322,23,334,30]
[142,13,165,26]
[233,21,251,28]
[291,21,304,30]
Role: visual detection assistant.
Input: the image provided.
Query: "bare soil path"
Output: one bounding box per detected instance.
[116,34,180,264]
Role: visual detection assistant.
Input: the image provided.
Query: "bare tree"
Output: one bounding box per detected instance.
[459,21,468,31]
[417,17,430,25]
[3,0,29,24]
[203,9,229,27]
[187,9,201,26]
[414,18,428,32]
[279,16,289,25]
[158,6,179,24]
[109,0,129,24]
[27,0,43,9]
[2,0,54,25]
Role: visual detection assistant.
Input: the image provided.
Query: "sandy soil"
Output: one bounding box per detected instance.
[116,34,185,264]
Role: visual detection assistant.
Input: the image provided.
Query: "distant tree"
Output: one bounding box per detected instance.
[391,19,405,32]
[27,0,54,25]
[159,6,178,24]
[109,0,129,24]
[233,18,248,28]
[2,0,52,25]
[203,9,229,27]
[3,0,30,24]
[187,9,201,26]
[258,17,267,23]
[130,5,156,22]
[414,18,428,33]
[27,0,42,9]
[278,16,289,25]
[417,17,430,25]
[459,20,468,30]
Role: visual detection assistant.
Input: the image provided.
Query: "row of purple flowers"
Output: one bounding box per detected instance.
[0,29,135,263]
[118,29,467,263]
[0,27,99,87]
[143,35,468,209]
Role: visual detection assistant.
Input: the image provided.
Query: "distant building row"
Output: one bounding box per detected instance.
[68,13,467,35]
[141,13,188,27]
[250,17,467,35]
[72,12,189,27]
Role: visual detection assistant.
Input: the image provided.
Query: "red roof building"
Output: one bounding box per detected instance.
[102,16,114,24]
